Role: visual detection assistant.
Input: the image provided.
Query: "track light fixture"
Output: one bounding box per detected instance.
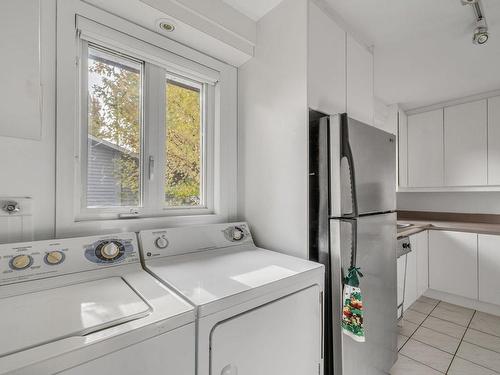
[462,0,489,45]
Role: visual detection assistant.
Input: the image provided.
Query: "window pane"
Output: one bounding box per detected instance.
[86,46,142,208]
[165,77,203,207]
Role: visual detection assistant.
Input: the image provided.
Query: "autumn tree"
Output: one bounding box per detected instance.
[88,53,201,207]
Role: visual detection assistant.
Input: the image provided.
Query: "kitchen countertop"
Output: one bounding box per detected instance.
[397,219,500,238]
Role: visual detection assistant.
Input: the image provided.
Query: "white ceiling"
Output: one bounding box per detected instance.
[223,0,500,110]
[326,0,500,110]
[221,0,284,21]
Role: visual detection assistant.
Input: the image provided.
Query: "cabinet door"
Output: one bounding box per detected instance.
[0,0,41,140]
[397,256,405,317]
[403,249,417,311]
[346,34,374,125]
[211,286,321,375]
[478,234,500,305]
[415,231,429,297]
[488,96,500,185]
[407,110,444,187]
[444,100,487,186]
[429,231,478,299]
[398,109,408,188]
[308,2,346,115]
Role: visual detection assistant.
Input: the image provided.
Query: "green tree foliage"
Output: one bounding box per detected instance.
[165,81,201,206]
[88,56,201,207]
[88,59,141,206]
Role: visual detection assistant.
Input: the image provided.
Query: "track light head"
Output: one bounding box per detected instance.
[473,26,489,45]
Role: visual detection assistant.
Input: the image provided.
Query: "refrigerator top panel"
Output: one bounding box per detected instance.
[330,114,396,217]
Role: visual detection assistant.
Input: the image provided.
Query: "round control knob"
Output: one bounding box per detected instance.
[10,254,33,270]
[232,228,244,241]
[100,242,120,259]
[94,240,125,262]
[155,236,169,249]
[45,251,65,265]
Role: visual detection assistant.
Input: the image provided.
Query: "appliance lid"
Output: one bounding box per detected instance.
[0,277,150,357]
[145,246,323,316]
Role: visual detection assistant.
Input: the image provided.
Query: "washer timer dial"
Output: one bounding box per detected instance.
[10,254,33,270]
[44,251,65,265]
[95,240,125,262]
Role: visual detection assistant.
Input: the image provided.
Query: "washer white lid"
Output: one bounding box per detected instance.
[0,277,150,357]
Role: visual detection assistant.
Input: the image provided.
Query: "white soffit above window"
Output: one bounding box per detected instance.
[82,0,256,67]
[221,0,285,21]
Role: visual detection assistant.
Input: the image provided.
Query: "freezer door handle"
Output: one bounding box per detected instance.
[340,118,358,217]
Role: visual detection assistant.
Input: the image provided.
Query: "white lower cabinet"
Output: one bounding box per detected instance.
[402,247,417,311]
[414,231,429,296]
[429,231,478,300]
[478,234,500,306]
[398,231,429,313]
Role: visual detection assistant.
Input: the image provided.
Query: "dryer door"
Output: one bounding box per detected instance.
[210,285,321,375]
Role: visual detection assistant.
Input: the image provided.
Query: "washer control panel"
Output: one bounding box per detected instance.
[0,233,140,285]
[139,222,254,260]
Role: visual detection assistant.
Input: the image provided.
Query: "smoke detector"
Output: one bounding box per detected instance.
[461,0,478,4]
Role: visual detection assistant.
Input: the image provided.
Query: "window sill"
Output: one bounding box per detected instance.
[74,208,215,222]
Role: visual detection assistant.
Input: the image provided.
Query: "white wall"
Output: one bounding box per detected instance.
[0,0,56,240]
[0,0,241,241]
[238,0,309,258]
[397,192,500,214]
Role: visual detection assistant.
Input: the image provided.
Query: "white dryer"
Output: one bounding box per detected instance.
[0,232,195,375]
[139,222,325,375]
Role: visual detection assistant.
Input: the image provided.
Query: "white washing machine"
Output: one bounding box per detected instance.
[139,222,325,375]
[0,232,195,375]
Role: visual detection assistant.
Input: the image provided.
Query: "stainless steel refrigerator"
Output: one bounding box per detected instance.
[309,112,397,375]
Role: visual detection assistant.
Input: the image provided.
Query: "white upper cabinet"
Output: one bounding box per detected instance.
[308,2,346,115]
[444,100,487,186]
[407,109,444,187]
[488,96,500,185]
[429,230,478,300]
[346,34,374,125]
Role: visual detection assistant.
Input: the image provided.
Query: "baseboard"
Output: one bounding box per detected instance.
[424,289,500,317]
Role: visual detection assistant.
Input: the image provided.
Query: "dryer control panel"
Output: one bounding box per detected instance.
[0,233,140,285]
[139,222,254,260]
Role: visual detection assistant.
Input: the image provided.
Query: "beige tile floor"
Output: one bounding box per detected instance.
[391,296,500,374]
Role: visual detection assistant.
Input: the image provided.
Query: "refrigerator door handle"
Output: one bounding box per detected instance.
[341,119,359,217]
[345,219,358,268]
[329,115,341,217]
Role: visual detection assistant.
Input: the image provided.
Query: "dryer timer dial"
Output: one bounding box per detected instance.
[155,236,169,249]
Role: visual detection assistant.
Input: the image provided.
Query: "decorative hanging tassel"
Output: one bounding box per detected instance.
[342,266,365,342]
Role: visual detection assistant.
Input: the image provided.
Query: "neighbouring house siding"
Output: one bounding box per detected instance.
[87,139,121,207]
[86,139,138,207]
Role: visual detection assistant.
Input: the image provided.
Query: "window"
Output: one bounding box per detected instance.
[86,46,143,208]
[80,40,213,218]
[56,7,236,233]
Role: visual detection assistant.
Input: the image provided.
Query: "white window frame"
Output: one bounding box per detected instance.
[56,0,237,237]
